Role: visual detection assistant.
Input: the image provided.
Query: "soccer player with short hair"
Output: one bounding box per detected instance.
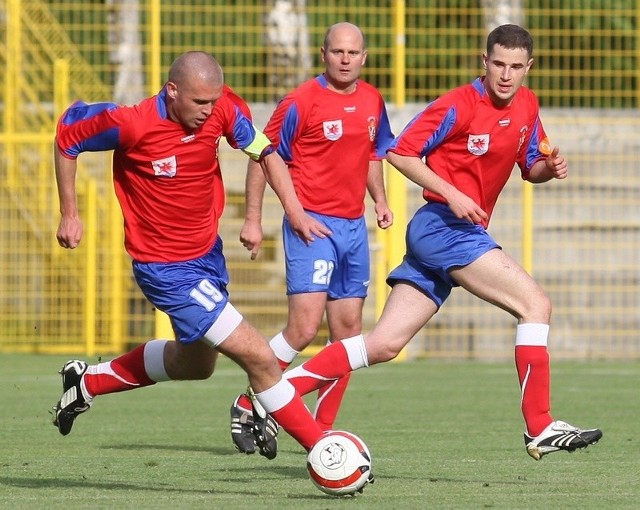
[229,22,394,456]
[52,51,332,458]
[280,24,602,460]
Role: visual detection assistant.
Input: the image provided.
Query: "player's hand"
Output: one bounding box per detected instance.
[375,202,393,230]
[545,146,568,180]
[239,219,263,260]
[287,210,332,245]
[56,215,83,249]
[447,192,488,225]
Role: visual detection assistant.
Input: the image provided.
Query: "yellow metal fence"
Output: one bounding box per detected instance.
[1,1,638,359]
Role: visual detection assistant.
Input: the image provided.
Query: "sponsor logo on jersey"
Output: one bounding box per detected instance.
[367,116,377,142]
[498,118,511,127]
[181,134,196,143]
[344,106,356,113]
[152,155,177,177]
[467,134,489,155]
[323,120,343,141]
[517,126,528,154]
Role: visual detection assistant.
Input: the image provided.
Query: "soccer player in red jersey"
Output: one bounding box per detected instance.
[52,51,332,458]
[229,22,394,455]
[281,24,602,460]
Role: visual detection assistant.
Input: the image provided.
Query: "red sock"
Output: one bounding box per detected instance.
[83,344,156,397]
[314,373,351,431]
[275,358,291,372]
[515,345,553,436]
[286,341,353,396]
[270,393,323,450]
[237,393,252,410]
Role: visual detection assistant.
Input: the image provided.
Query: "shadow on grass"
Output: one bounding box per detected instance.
[105,442,234,455]
[104,442,307,479]
[105,442,309,458]
[0,476,231,494]
[0,476,337,501]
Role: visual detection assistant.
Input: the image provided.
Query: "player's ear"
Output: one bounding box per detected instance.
[526,57,534,72]
[166,81,178,99]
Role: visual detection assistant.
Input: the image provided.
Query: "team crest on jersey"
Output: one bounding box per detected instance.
[152,155,177,177]
[467,134,489,155]
[367,116,377,142]
[323,120,343,141]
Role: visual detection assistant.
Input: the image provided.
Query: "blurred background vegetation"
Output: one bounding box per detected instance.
[48,0,638,107]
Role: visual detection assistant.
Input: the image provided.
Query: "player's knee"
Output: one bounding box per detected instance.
[329,322,362,342]
[245,349,282,385]
[167,343,216,380]
[286,322,321,347]
[188,361,215,380]
[519,291,552,323]
[169,359,215,380]
[368,344,402,364]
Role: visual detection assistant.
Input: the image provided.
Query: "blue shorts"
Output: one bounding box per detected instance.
[132,237,231,343]
[283,212,370,299]
[387,202,500,307]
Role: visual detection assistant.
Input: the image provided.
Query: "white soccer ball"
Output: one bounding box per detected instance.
[306,430,373,496]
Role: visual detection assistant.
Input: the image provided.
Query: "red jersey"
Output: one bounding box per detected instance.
[265,75,394,219]
[389,77,549,226]
[56,86,269,263]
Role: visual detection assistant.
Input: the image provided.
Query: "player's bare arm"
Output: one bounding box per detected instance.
[240,160,267,259]
[366,160,393,229]
[54,143,83,249]
[387,151,488,224]
[259,151,332,244]
[527,146,568,183]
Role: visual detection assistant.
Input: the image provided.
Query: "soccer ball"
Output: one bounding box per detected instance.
[307,430,373,496]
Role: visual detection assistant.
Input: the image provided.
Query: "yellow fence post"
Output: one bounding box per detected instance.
[374,224,388,320]
[84,180,97,356]
[382,0,409,361]
[388,0,408,277]
[38,128,49,217]
[53,59,69,118]
[521,181,534,274]
[148,0,162,95]
[110,193,125,352]
[5,0,20,189]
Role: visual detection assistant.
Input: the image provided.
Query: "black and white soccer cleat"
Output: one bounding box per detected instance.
[247,388,279,460]
[52,359,92,436]
[230,393,256,454]
[524,420,603,460]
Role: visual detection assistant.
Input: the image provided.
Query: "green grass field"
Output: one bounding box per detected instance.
[1,353,638,509]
